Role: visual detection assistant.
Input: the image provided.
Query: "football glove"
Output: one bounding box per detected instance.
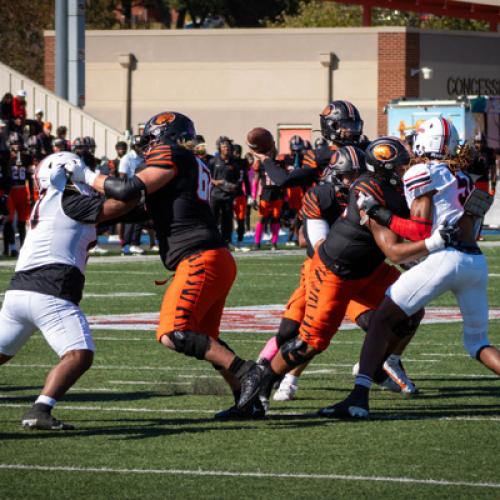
[357,193,393,227]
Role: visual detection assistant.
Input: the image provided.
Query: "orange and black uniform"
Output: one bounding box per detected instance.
[232,156,251,243]
[257,158,285,219]
[299,173,409,351]
[142,141,234,341]
[7,151,33,224]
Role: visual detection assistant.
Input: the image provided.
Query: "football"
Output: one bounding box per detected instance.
[246,127,275,154]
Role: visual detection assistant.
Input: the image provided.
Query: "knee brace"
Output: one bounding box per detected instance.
[211,338,235,370]
[167,330,210,360]
[393,308,424,338]
[280,337,317,368]
[277,318,300,347]
[355,310,374,333]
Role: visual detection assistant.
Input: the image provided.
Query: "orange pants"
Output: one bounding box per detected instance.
[299,252,400,351]
[259,199,283,219]
[284,257,372,327]
[156,248,236,341]
[286,187,303,211]
[7,186,30,222]
[234,195,246,221]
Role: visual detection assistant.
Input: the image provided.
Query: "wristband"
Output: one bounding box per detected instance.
[424,230,445,253]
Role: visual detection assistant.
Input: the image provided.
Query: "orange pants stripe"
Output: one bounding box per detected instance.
[156,248,236,341]
[284,256,373,327]
[299,252,400,351]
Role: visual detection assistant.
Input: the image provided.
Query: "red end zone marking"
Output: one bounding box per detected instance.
[87,306,500,333]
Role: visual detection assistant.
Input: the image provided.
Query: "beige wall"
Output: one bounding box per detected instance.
[82,28,379,151]
[49,27,499,152]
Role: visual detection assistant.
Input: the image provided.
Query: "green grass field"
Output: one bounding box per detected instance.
[0,247,499,499]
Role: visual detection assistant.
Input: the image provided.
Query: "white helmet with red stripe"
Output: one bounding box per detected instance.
[35,152,82,192]
[413,117,459,159]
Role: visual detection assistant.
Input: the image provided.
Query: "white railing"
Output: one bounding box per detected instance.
[0,61,123,158]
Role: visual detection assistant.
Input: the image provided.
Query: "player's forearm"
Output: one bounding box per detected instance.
[389,215,432,241]
[384,240,428,265]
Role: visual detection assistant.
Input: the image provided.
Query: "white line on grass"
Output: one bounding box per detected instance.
[0,464,498,489]
[84,292,156,298]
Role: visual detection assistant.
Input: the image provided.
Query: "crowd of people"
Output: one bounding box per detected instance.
[0,94,499,430]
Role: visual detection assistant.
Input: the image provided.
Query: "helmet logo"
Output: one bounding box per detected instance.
[320,104,332,116]
[153,112,176,125]
[372,143,397,161]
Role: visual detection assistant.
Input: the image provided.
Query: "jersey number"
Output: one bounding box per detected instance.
[196,160,211,202]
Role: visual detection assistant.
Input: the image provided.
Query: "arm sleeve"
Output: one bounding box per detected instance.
[389,214,432,241]
[305,218,330,248]
[302,190,322,219]
[62,189,105,224]
[262,158,316,188]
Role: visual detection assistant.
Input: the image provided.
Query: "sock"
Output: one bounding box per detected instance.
[255,221,264,244]
[271,223,280,245]
[228,356,245,376]
[258,336,279,362]
[283,373,298,386]
[355,374,373,390]
[35,395,57,408]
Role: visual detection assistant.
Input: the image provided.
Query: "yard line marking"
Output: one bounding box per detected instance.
[3,364,210,372]
[108,380,191,386]
[1,403,499,423]
[0,464,498,489]
[421,353,469,357]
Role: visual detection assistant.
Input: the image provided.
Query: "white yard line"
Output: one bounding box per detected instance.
[0,464,498,489]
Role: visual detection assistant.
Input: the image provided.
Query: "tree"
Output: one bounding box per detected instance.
[0,0,54,84]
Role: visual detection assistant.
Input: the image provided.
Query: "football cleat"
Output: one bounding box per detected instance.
[129,245,145,255]
[21,405,74,431]
[318,393,369,420]
[378,377,402,393]
[89,245,108,255]
[236,361,263,410]
[272,379,298,402]
[383,357,419,396]
[214,400,265,421]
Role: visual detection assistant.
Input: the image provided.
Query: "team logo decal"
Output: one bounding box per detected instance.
[372,143,397,161]
[320,104,333,116]
[153,112,176,125]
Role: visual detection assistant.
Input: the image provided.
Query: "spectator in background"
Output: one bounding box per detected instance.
[118,136,145,255]
[55,126,70,151]
[0,121,10,172]
[12,90,27,124]
[36,122,54,159]
[0,93,14,127]
[110,141,127,177]
[29,109,44,136]
[231,144,251,251]
[193,135,214,166]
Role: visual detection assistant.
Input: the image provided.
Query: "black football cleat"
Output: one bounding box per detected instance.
[21,404,75,431]
[318,391,369,420]
[214,400,265,421]
[236,361,263,410]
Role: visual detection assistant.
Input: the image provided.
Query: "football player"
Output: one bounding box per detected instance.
[0,152,137,430]
[241,137,445,412]
[68,111,263,419]
[231,144,251,252]
[329,119,500,419]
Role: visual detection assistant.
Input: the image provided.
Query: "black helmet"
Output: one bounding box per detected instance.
[84,136,96,151]
[232,144,242,156]
[141,111,196,149]
[322,145,366,184]
[320,100,363,142]
[314,136,328,149]
[72,137,86,153]
[289,135,305,153]
[365,136,411,178]
[303,140,312,151]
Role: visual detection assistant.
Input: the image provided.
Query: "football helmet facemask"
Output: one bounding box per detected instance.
[322,145,366,185]
[35,152,81,192]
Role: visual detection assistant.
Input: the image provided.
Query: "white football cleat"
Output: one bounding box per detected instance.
[129,245,145,255]
[89,245,108,255]
[383,356,418,396]
[273,378,298,402]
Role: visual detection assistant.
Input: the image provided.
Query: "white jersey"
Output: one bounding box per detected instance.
[16,183,98,275]
[402,161,473,230]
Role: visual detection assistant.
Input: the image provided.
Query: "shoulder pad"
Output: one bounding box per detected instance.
[302,150,318,169]
[144,144,176,169]
[403,162,434,197]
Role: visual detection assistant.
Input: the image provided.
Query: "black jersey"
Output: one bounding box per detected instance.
[143,141,224,271]
[301,183,343,258]
[258,157,286,202]
[319,173,409,279]
[9,152,32,187]
[210,156,243,201]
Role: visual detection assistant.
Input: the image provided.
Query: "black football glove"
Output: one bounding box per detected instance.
[438,223,460,247]
[359,194,393,227]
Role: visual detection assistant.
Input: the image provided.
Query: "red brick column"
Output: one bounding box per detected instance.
[44,34,55,92]
[378,32,420,136]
